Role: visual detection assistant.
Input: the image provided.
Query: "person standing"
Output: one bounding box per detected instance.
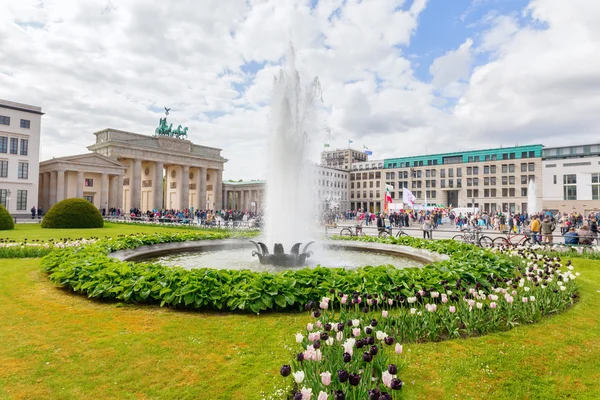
[530,216,541,245]
[422,217,432,239]
[541,216,556,244]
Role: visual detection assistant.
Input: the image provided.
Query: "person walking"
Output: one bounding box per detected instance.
[541,216,556,244]
[530,216,541,245]
[422,217,432,239]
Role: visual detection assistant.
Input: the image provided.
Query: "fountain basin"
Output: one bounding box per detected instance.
[109,239,448,273]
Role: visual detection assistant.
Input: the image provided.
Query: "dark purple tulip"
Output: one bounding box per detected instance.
[356,339,365,349]
[384,336,395,346]
[362,351,373,362]
[293,392,303,400]
[320,332,329,341]
[370,319,378,327]
[369,345,378,356]
[347,320,353,326]
[362,307,369,313]
[329,288,336,294]
[313,310,321,318]
[343,352,352,363]
[390,378,403,390]
[379,393,391,400]
[368,389,381,400]
[365,327,373,335]
[296,352,304,362]
[338,292,344,297]
[337,369,349,383]
[388,364,398,374]
[334,390,346,400]
[313,340,321,349]
[338,322,346,331]
[367,294,373,300]
[349,373,361,386]
[324,323,332,332]
[280,365,291,377]
[367,336,375,345]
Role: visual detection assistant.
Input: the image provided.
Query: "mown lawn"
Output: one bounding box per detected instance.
[0,222,218,242]
[0,227,599,399]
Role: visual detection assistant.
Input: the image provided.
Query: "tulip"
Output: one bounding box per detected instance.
[382,371,393,388]
[382,310,389,318]
[313,311,322,318]
[326,337,334,346]
[296,333,304,343]
[476,302,483,309]
[334,390,346,400]
[313,340,321,349]
[324,323,332,332]
[530,296,535,302]
[352,319,360,327]
[388,298,393,306]
[280,365,291,377]
[395,343,403,354]
[448,306,456,313]
[349,373,361,386]
[364,327,373,335]
[369,345,379,355]
[293,370,305,384]
[307,323,314,332]
[367,336,375,345]
[316,320,323,328]
[321,371,332,386]
[294,392,303,400]
[301,387,312,400]
[390,378,403,390]
[352,328,360,337]
[341,295,348,304]
[320,301,329,310]
[384,336,394,346]
[388,364,398,374]
[376,331,386,341]
[490,302,497,309]
[522,297,528,303]
[297,352,305,362]
[369,389,382,400]
[337,369,349,383]
[320,332,329,341]
[318,391,328,400]
[410,308,417,315]
[338,322,345,331]
[467,299,475,307]
[362,352,373,362]
[370,319,378,327]
[343,352,352,363]
[336,331,344,342]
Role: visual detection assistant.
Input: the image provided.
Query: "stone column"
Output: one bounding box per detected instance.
[194,167,202,210]
[76,171,85,198]
[154,162,164,210]
[116,174,124,210]
[100,173,109,210]
[38,173,44,209]
[56,170,65,202]
[131,159,142,209]
[215,169,223,210]
[109,175,117,209]
[43,172,51,210]
[180,165,190,210]
[223,189,229,209]
[198,166,207,210]
[49,171,57,207]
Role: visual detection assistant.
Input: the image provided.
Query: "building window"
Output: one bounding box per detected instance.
[10,138,18,154]
[592,174,600,200]
[467,167,472,175]
[490,165,496,174]
[85,178,94,187]
[521,188,527,197]
[20,139,28,156]
[484,189,489,197]
[529,151,535,157]
[0,160,7,177]
[484,177,490,186]
[467,178,472,186]
[20,119,30,129]
[84,195,94,203]
[484,166,489,174]
[473,166,479,175]
[501,164,508,173]
[521,175,528,185]
[491,189,497,197]
[563,174,577,200]
[509,164,515,173]
[490,177,497,185]
[0,116,9,125]
[467,189,472,197]
[502,188,508,197]
[0,137,7,153]
[18,162,28,179]
[528,163,535,172]
[16,190,27,210]
[502,176,508,185]
[0,189,6,207]
[509,176,515,185]
[521,163,527,172]
[509,188,515,197]
[553,175,557,184]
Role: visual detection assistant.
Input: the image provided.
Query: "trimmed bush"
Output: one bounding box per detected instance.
[0,204,14,230]
[42,198,104,229]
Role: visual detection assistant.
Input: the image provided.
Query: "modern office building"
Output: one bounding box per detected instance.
[383,145,544,214]
[0,99,43,216]
[349,159,385,212]
[314,164,350,212]
[541,143,600,215]
[320,148,368,170]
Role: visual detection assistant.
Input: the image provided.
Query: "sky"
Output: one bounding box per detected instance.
[1,0,600,180]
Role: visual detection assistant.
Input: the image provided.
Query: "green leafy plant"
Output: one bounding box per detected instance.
[0,204,14,231]
[42,198,104,229]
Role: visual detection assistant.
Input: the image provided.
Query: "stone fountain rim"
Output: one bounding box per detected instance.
[109,238,449,266]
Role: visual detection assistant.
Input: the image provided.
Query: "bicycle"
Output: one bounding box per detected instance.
[493,229,532,247]
[378,226,409,238]
[340,223,365,237]
[452,227,494,248]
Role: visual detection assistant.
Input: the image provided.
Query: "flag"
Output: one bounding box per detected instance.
[402,188,416,206]
[384,184,393,212]
[365,150,373,155]
[324,143,330,148]
[348,139,353,144]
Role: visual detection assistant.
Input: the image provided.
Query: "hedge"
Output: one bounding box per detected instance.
[42,198,104,229]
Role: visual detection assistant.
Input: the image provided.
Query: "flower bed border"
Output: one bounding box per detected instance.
[42,233,520,313]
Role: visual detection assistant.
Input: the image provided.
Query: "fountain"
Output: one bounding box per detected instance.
[249,241,315,267]
[528,179,538,215]
[259,46,321,265]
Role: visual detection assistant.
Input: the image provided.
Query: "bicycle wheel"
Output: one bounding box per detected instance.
[340,228,353,236]
[478,236,494,248]
[493,237,509,247]
[521,238,531,246]
[358,229,366,237]
[378,231,390,238]
[452,234,466,242]
[396,231,408,237]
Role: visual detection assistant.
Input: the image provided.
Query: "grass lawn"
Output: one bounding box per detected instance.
[0,222,218,242]
[0,226,599,399]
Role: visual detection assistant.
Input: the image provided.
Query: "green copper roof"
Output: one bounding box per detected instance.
[384,144,543,168]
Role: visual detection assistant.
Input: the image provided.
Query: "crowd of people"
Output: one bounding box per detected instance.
[103,207,262,227]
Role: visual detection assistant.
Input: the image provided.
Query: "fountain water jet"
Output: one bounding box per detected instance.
[528,179,538,215]
[264,46,321,251]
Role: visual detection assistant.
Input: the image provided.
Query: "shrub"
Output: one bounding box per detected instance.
[0,204,14,230]
[42,198,104,229]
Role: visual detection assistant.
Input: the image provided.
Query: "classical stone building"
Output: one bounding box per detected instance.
[39,128,227,212]
[223,181,266,212]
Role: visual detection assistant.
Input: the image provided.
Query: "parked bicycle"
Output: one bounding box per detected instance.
[340,223,365,237]
[493,229,532,247]
[378,226,409,238]
[452,227,494,248]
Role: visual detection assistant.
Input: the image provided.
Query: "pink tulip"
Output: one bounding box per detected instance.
[522,297,528,303]
[341,295,348,305]
[301,387,312,400]
[490,302,497,309]
[382,310,389,318]
[316,320,323,329]
[388,298,393,306]
[352,328,360,337]
[307,323,314,332]
[321,371,332,386]
[467,299,475,307]
[395,343,403,354]
[317,391,328,400]
[320,301,328,310]
[382,371,394,388]
[441,294,448,303]
[448,306,456,313]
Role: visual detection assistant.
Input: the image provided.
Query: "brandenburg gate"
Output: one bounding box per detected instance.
[39,111,227,212]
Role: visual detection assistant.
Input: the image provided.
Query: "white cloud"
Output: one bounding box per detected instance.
[430,39,474,90]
